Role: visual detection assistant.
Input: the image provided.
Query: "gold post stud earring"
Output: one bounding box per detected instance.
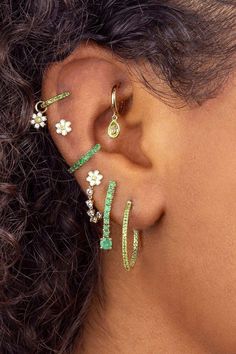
[107,85,121,139]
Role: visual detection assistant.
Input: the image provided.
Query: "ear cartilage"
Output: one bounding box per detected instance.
[55,119,72,136]
[100,181,117,250]
[122,200,139,271]
[86,170,103,223]
[31,91,71,130]
[108,85,121,139]
[68,144,101,174]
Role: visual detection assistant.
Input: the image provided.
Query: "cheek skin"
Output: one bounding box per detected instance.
[142,80,236,353]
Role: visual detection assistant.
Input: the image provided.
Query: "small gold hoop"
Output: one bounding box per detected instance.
[111,86,119,116]
[122,200,139,271]
[34,101,47,114]
[40,91,70,109]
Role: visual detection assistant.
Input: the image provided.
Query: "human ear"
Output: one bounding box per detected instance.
[41,41,165,231]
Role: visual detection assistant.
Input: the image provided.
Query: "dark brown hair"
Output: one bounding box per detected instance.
[0,1,236,353]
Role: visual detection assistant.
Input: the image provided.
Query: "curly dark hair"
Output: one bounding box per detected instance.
[0,0,236,353]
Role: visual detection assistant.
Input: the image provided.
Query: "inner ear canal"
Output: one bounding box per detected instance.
[94,105,151,168]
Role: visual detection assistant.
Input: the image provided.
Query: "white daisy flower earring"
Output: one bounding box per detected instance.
[55,119,72,136]
[86,170,103,223]
[31,103,47,129]
[31,92,70,130]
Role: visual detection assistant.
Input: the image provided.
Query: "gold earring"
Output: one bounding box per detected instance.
[122,200,139,271]
[107,85,121,138]
[31,91,70,130]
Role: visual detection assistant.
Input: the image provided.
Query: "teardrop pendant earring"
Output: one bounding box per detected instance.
[107,85,121,139]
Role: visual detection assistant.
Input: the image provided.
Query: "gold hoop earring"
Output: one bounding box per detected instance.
[107,85,121,139]
[122,200,139,271]
[31,91,70,130]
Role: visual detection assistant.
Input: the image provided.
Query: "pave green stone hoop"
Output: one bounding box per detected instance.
[68,144,101,174]
[100,181,117,250]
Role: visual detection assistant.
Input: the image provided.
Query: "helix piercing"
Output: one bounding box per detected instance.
[55,119,72,136]
[107,85,121,139]
[68,144,101,174]
[100,181,117,250]
[122,200,139,271]
[86,170,103,223]
[31,91,70,130]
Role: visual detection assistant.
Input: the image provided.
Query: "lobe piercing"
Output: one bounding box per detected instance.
[86,170,103,223]
[122,200,139,271]
[100,181,117,250]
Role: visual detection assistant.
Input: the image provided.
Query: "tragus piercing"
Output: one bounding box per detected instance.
[31,91,70,130]
[86,170,103,223]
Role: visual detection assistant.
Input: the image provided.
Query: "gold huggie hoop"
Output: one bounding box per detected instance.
[111,85,119,115]
[122,200,139,271]
[107,85,121,139]
[31,91,71,130]
[40,92,71,109]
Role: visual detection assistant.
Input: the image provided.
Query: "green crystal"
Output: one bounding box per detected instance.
[101,181,117,250]
[68,144,101,173]
[100,237,112,250]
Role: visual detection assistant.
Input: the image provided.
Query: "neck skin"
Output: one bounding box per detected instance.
[75,225,212,354]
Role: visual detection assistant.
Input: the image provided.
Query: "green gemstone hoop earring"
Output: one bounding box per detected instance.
[68,144,101,174]
[122,200,139,271]
[100,181,117,250]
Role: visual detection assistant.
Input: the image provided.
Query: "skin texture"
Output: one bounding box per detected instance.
[42,42,236,353]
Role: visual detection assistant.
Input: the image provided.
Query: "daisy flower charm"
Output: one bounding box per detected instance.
[86,170,103,187]
[55,119,72,136]
[86,170,103,223]
[31,112,47,129]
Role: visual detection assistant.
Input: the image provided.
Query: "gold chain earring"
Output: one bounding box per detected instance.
[107,85,121,139]
[122,200,139,271]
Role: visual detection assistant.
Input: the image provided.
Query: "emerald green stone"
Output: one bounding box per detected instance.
[100,237,112,250]
[68,144,101,174]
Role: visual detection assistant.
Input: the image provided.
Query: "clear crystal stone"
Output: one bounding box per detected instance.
[96,211,102,220]
[87,209,95,217]
[86,200,93,208]
[86,188,93,196]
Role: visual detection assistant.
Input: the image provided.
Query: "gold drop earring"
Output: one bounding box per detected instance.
[107,85,121,139]
[31,91,70,130]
